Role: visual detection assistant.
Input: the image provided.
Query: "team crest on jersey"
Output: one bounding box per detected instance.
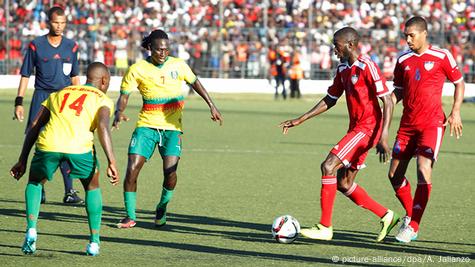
[170,70,179,80]
[351,75,359,84]
[424,61,434,71]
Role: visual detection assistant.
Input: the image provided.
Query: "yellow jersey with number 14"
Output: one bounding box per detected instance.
[36,85,114,154]
[120,56,197,132]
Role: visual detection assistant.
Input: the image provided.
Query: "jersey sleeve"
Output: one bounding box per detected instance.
[441,49,463,84]
[392,61,404,91]
[19,42,37,77]
[365,59,390,97]
[327,68,344,100]
[70,42,80,77]
[179,60,197,84]
[100,97,115,117]
[120,65,138,95]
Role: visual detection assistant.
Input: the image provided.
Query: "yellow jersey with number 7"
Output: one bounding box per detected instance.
[120,56,197,132]
[36,85,114,154]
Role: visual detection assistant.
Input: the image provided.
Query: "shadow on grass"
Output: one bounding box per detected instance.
[1,199,473,261]
[0,243,84,256]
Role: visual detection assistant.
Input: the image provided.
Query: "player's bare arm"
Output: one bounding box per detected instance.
[444,81,465,139]
[97,106,120,185]
[10,107,50,180]
[112,93,130,130]
[280,95,336,134]
[376,94,394,163]
[190,79,223,126]
[13,76,30,122]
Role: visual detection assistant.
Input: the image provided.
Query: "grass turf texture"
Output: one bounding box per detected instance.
[0,89,473,266]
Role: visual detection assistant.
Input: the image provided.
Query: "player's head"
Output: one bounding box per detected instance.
[141,29,170,65]
[47,6,67,37]
[404,16,428,53]
[86,62,110,93]
[332,27,360,62]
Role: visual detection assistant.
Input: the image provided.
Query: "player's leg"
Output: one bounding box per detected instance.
[60,161,84,204]
[300,152,341,240]
[22,150,60,254]
[155,130,182,227]
[118,127,156,228]
[66,150,102,256]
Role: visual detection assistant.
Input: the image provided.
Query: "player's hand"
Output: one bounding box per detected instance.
[107,163,119,185]
[279,119,302,134]
[112,111,129,130]
[13,105,24,122]
[210,106,223,126]
[10,161,26,180]
[444,111,463,139]
[376,140,391,164]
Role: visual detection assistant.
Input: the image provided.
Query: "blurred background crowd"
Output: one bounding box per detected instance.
[1,0,474,82]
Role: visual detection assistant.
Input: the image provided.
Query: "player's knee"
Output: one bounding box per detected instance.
[417,165,432,181]
[320,160,336,175]
[337,180,352,192]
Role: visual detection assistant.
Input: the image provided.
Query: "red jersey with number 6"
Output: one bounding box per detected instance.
[327,55,390,135]
[393,46,463,128]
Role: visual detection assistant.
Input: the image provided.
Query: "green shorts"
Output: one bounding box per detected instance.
[30,149,98,181]
[128,127,182,160]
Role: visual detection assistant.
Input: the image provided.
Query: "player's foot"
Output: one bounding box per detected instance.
[22,228,37,255]
[399,216,411,232]
[63,189,84,204]
[116,217,137,229]
[300,224,333,240]
[376,210,400,242]
[155,207,166,227]
[395,225,418,243]
[41,189,46,204]
[86,242,100,256]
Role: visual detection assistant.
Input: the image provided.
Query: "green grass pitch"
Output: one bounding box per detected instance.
[0,89,474,266]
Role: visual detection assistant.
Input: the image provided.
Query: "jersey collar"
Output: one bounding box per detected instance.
[147,56,169,69]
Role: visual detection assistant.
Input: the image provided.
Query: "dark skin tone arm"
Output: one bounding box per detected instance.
[190,79,223,125]
[279,95,337,134]
[375,93,394,163]
[112,93,130,129]
[97,106,119,185]
[10,107,50,179]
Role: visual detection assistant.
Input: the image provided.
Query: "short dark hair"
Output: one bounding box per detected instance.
[334,26,360,46]
[47,6,65,21]
[141,29,169,50]
[405,16,428,32]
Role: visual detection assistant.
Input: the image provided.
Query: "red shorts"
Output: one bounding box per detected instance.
[392,125,445,160]
[330,130,377,170]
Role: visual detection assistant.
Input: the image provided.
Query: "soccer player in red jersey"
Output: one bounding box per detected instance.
[389,16,465,243]
[280,27,399,242]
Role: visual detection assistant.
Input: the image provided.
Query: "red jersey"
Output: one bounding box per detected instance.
[393,46,463,128]
[328,55,390,135]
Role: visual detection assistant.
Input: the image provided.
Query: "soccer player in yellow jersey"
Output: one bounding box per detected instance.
[113,29,223,228]
[10,62,119,256]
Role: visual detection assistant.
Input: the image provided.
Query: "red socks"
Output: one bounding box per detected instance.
[391,177,413,217]
[344,183,387,218]
[409,183,432,232]
[320,175,337,227]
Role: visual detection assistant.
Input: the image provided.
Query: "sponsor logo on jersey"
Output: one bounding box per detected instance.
[351,74,358,84]
[415,68,421,81]
[404,65,411,71]
[424,61,434,71]
[334,144,339,150]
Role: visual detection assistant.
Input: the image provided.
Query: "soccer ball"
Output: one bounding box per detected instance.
[271,215,300,244]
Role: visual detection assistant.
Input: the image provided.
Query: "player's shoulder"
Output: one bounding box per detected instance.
[357,55,379,69]
[167,56,188,66]
[61,38,79,52]
[396,50,415,64]
[426,46,455,61]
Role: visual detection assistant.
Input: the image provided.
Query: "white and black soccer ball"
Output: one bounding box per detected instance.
[271,215,300,244]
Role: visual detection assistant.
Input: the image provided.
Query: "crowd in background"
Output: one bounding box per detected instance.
[1,0,474,82]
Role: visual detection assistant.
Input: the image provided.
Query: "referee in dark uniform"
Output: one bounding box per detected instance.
[13,6,83,204]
